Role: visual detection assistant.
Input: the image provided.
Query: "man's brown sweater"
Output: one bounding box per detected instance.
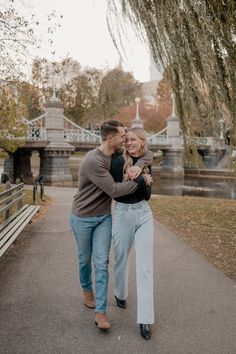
[72,148,153,217]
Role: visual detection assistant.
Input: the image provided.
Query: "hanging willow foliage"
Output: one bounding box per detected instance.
[107,0,236,144]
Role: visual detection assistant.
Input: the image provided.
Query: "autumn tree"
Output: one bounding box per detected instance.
[98,67,141,120]
[31,58,101,125]
[112,100,166,132]
[1,3,34,80]
[0,0,60,155]
[61,66,141,126]
[107,1,236,144]
[31,57,81,96]
[60,68,103,126]
[18,82,42,119]
[0,83,27,155]
[31,59,142,127]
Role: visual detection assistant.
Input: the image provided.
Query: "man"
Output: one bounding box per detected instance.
[70,120,152,330]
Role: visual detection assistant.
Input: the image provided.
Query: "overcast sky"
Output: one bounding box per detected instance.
[29,0,151,82]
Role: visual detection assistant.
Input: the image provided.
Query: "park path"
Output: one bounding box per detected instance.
[0,186,236,354]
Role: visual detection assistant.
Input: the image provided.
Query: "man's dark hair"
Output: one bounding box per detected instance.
[100,120,124,141]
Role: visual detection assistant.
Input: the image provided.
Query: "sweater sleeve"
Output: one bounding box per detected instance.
[135,150,153,169]
[84,157,138,198]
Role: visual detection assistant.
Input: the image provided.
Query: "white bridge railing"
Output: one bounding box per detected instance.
[186,136,225,147]
[64,129,101,143]
[63,116,101,143]
[25,114,47,140]
[24,114,223,148]
[25,114,170,146]
[147,127,169,145]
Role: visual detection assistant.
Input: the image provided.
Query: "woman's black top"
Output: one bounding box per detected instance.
[110,154,151,203]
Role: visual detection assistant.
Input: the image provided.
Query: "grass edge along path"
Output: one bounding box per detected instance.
[149,195,236,282]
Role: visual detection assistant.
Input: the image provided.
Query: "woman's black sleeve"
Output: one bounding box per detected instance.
[134,175,152,201]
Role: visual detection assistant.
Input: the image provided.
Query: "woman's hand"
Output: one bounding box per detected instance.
[127,166,142,180]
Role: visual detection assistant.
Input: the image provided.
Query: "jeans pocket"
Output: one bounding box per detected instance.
[143,204,151,213]
[115,205,126,216]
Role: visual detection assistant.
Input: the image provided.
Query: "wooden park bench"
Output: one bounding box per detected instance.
[0,181,40,257]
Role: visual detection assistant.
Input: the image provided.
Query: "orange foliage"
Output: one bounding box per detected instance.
[112,76,173,133]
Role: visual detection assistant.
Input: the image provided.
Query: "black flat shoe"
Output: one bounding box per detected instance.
[140,324,151,340]
[115,296,127,309]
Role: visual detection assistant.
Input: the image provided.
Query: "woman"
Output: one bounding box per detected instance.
[110,127,154,340]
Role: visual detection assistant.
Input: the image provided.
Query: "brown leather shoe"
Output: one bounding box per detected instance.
[94,312,111,330]
[83,290,95,309]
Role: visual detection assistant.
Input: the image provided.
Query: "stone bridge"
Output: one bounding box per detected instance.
[2,95,227,184]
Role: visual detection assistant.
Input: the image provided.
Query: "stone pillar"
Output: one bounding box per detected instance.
[3,149,33,183]
[39,150,72,184]
[159,103,184,177]
[44,93,65,142]
[202,138,226,168]
[39,94,74,184]
[13,149,33,183]
[160,149,184,177]
[202,150,219,168]
[3,155,14,182]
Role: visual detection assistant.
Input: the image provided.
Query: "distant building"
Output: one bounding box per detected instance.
[142,56,163,106]
[150,56,163,82]
[142,80,159,106]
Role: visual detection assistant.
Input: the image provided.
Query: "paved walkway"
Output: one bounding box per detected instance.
[0,187,236,354]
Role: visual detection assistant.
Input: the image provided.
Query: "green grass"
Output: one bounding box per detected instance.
[71,151,87,158]
[149,195,236,281]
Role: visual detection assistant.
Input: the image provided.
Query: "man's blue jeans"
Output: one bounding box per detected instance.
[70,213,112,313]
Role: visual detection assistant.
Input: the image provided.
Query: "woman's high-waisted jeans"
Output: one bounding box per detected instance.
[112,200,154,324]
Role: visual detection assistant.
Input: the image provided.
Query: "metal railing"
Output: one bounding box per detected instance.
[33,176,44,204]
[147,127,169,145]
[23,115,225,148]
[64,129,101,143]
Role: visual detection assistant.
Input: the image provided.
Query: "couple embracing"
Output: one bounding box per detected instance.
[70,120,154,340]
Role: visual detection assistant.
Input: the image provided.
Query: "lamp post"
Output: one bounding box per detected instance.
[135,97,140,120]
[131,97,144,128]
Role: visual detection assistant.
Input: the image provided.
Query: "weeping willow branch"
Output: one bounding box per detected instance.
[107,0,236,144]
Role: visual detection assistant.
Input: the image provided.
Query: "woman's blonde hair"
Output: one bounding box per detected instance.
[123,127,148,180]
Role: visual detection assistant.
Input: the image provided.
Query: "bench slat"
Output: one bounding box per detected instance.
[0,205,29,232]
[0,189,24,207]
[0,193,25,213]
[0,205,40,257]
[0,183,24,198]
[0,205,31,239]
[0,206,35,247]
[0,205,40,245]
